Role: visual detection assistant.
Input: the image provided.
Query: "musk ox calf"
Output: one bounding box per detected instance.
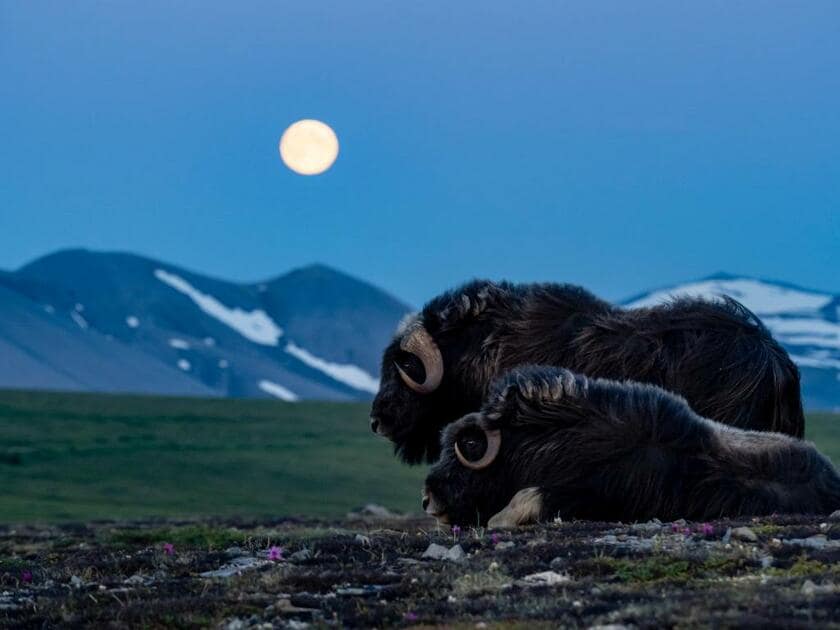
[422,367,840,527]
[371,280,804,464]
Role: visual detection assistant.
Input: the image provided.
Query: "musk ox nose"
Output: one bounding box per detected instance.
[422,487,448,523]
[370,416,380,434]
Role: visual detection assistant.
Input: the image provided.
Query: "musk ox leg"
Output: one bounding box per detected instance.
[487,487,543,528]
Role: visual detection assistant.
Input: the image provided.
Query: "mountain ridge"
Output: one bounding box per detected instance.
[0,249,411,401]
[1,250,837,409]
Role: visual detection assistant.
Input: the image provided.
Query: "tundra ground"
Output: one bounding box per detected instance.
[2,512,840,628]
[2,392,839,627]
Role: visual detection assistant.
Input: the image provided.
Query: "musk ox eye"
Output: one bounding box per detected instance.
[454,425,502,470]
[455,427,487,462]
[395,351,426,384]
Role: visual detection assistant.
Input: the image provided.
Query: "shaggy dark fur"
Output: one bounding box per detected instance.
[423,367,839,526]
[371,280,804,463]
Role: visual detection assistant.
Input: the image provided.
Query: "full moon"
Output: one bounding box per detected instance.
[279,119,339,175]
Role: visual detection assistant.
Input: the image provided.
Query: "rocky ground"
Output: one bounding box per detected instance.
[2,508,840,629]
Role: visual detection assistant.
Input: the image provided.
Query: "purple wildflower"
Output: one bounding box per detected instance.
[451,525,461,538]
[162,543,175,556]
[268,545,283,561]
[404,611,419,622]
[699,523,714,536]
[491,532,501,545]
[671,523,681,533]
[21,570,33,583]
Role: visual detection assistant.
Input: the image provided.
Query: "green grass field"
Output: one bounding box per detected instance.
[0,389,838,524]
[0,390,425,523]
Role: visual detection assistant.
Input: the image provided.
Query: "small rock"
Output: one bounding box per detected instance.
[444,544,466,562]
[357,504,395,518]
[828,509,840,522]
[335,585,385,597]
[495,541,515,551]
[223,618,245,630]
[422,543,449,560]
[224,546,247,558]
[721,528,732,544]
[518,570,572,587]
[354,534,371,546]
[123,574,152,586]
[783,535,839,550]
[421,542,467,562]
[200,556,271,578]
[70,575,83,589]
[731,527,758,542]
[290,548,312,562]
[801,580,837,596]
[759,555,774,569]
[632,520,662,535]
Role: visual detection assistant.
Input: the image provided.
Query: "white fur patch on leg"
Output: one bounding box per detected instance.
[487,487,543,528]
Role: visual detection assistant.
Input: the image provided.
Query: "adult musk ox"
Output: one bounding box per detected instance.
[422,367,839,527]
[370,280,804,464]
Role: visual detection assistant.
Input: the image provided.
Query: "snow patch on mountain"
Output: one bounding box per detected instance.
[790,354,840,370]
[154,269,283,346]
[285,342,379,394]
[626,278,832,316]
[761,318,840,351]
[70,311,88,330]
[126,316,140,328]
[258,379,299,401]
[169,338,190,350]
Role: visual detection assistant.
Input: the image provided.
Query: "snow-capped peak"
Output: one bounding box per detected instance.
[625,276,832,316]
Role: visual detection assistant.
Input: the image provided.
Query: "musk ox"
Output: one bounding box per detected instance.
[371,280,804,464]
[422,367,840,527]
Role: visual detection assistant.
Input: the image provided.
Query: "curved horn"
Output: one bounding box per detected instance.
[455,428,501,470]
[396,323,443,394]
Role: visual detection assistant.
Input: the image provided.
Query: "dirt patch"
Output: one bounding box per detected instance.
[2,513,840,628]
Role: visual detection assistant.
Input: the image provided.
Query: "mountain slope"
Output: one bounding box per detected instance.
[1,254,836,409]
[624,273,840,411]
[1,250,411,400]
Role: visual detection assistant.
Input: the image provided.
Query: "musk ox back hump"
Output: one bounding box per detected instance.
[571,297,805,437]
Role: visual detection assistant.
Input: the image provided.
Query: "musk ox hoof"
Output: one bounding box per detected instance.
[488,487,543,528]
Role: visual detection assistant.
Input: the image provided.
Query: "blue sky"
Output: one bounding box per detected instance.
[1,1,838,306]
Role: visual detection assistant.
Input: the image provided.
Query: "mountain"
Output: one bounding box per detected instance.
[0,249,410,401]
[1,254,837,409]
[624,273,840,411]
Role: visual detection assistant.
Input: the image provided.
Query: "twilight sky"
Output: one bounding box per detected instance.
[1,1,838,306]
